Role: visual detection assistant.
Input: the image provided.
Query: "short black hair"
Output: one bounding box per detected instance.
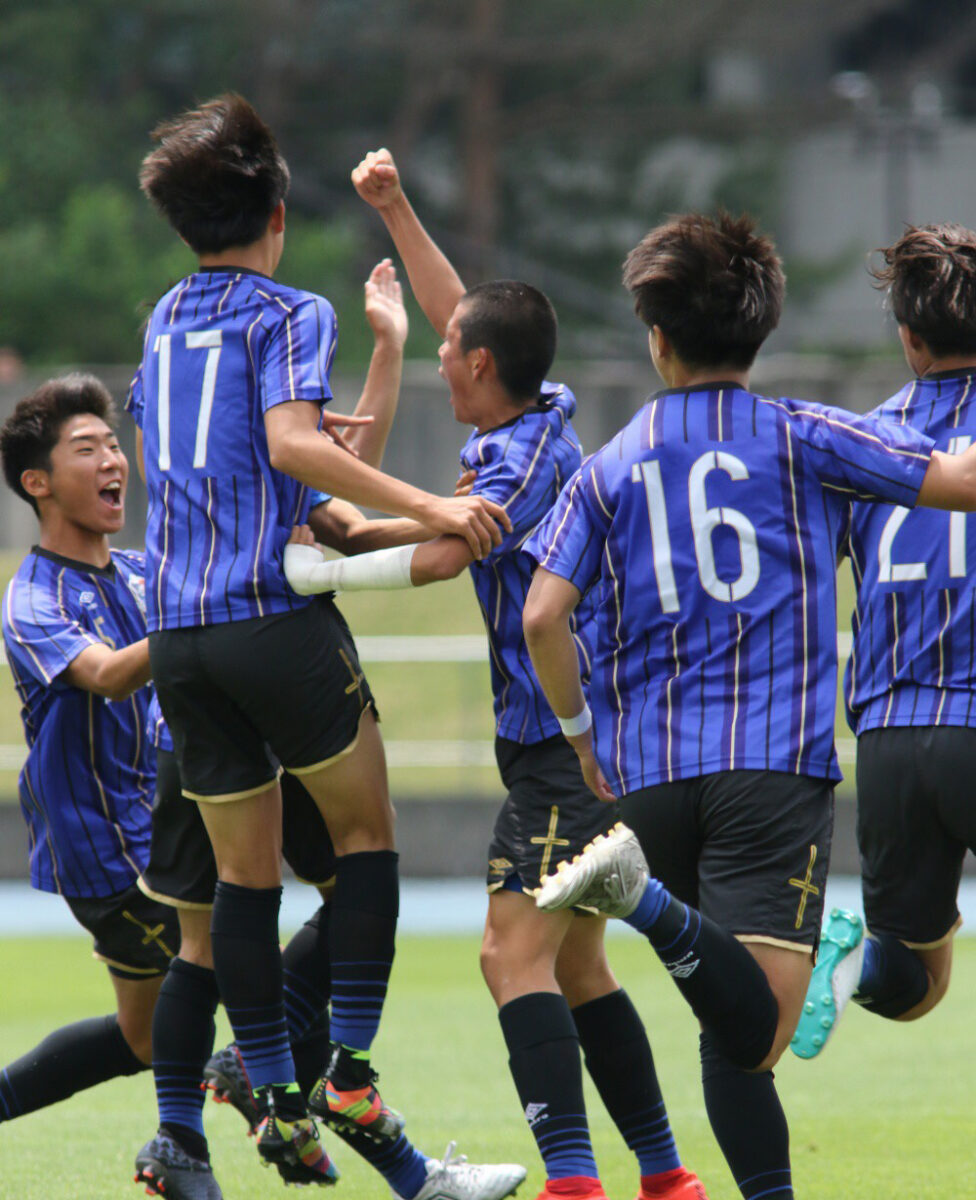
[872,223,976,357]
[139,93,291,255]
[623,212,785,369]
[0,374,117,513]
[457,281,557,401]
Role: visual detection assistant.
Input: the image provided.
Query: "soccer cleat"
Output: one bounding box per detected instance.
[203,1043,259,1132]
[308,1070,405,1142]
[256,1108,340,1187]
[536,822,649,917]
[534,1177,607,1200]
[392,1142,527,1200]
[791,907,865,1060]
[134,1131,223,1200]
[636,1168,709,1200]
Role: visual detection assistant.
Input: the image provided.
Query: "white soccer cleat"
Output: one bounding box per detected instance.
[535,822,650,917]
[790,908,866,1059]
[393,1142,526,1200]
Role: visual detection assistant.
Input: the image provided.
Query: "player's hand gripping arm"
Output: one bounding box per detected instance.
[63,638,151,702]
[352,149,465,337]
[343,259,409,468]
[523,567,615,802]
[266,400,510,558]
[285,524,474,590]
[917,444,976,510]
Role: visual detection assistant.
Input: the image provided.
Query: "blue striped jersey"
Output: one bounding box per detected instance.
[844,369,976,733]
[462,382,594,743]
[2,548,155,897]
[525,384,934,794]
[127,268,338,631]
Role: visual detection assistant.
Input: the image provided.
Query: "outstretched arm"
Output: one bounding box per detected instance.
[917,445,976,510]
[63,639,151,702]
[284,526,473,589]
[352,148,465,337]
[345,259,409,468]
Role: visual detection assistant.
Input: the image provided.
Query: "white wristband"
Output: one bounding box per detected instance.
[557,703,592,738]
[284,541,416,595]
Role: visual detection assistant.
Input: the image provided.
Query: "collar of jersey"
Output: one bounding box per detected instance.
[32,545,117,579]
[651,380,747,399]
[476,398,553,436]
[190,265,274,281]
[920,366,976,382]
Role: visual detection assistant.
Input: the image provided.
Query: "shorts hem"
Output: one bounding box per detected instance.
[292,872,337,890]
[286,707,369,776]
[92,950,166,977]
[735,933,815,953]
[898,915,962,950]
[183,776,279,804]
[137,875,214,913]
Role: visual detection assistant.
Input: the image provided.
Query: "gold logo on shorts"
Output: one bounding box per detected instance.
[788,845,820,931]
[530,806,570,882]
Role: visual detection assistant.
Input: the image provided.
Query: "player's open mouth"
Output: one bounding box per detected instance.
[99,482,123,509]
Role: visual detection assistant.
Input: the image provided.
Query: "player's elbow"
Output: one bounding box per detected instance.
[522,594,556,648]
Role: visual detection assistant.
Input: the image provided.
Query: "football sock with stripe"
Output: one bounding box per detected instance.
[854,932,930,1018]
[0,1013,145,1122]
[627,886,778,1070]
[572,989,682,1178]
[211,880,295,1089]
[153,957,219,1160]
[283,903,429,1199]
[327,850,398,1054]
[700,1032,792,1200]
[499,991,599,1182]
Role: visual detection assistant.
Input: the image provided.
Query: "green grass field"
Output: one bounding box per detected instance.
[0,932,972,1198]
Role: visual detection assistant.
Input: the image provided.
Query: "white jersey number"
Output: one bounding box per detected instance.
[153,331,223,471]
[877,435,971,582]
[631,450,760,610]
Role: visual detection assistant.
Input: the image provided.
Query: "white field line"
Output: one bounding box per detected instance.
[0,634,856,771]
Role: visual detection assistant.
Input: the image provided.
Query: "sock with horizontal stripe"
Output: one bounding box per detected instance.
[572,989,681,1178]
[211,881,295,1089]
[0,1013,145,1122]
[700,1032,792,1199]
[499,992,599,1182]
[154,957,219,1161]
[283,903,429,1199]
[327,851,398,1054]
[628,886,778,1071]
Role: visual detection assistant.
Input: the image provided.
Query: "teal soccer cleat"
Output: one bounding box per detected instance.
[791,908,865,1059]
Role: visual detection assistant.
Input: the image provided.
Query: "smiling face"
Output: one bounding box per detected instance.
[25,413,128,537]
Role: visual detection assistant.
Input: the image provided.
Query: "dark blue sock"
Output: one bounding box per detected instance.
[858,935,882,992]
[154,957,219,1156]
[854,932,929,1019]
[499,992,598,1181]
[283,904,428,1197]
[211,881,294,1088]
[572,989,681,1177]
[700,1032,792,1199]
[0,1014,144,1122]
[328,851,398,1053]
[631,890,778,1071]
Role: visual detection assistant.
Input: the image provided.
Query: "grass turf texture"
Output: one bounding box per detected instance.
[0,932,971,1198]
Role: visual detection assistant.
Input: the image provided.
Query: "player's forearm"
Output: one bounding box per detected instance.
[284,532,470,594]
[345,337,404,469]
[917,445,976,511]
[523,606,587,723]
[65,639,151,702]
[379,195,465,337]
[271,430,440,525]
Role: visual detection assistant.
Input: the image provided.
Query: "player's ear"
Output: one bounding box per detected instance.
[21,468,51,502]
[268,201,286,235]
[469,346,492,381]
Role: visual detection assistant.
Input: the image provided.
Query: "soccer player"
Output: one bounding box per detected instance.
[519,212,976,1200]
[0,374,178,1128]
[132,268,525,1200]
[792,223,976,1058]
[284,148,708,1200]
[130,91,510,1184]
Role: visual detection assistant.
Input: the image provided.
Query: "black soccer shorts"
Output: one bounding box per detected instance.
[150,595,376,802]
[619,768,833,952]
[486,733,619,895]
[856,725,976,948]
[140,750,339,909]
[65,884,179,980]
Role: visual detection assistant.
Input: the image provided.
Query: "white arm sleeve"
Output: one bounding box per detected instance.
[284,541,416,595]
